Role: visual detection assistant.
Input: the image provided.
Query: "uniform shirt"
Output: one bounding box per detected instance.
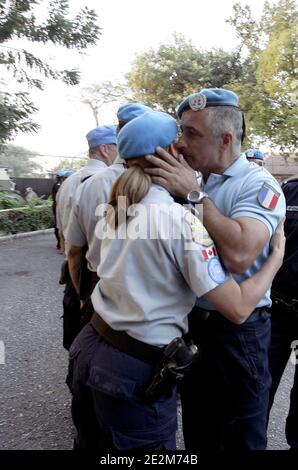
[56,159,107,237]
[197,153,286,310]
[91,184,229,347]
[65,159,125,271]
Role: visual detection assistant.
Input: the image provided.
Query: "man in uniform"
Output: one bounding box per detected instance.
[245,148,265,167]
[144,88,285,450]
[268,173,298,449]
[56,124,117,350]
[65,103,152,308]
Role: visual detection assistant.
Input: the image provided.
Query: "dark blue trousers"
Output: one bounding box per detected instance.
[68,323,177,451]
[181,307,271,450]
[268,299,298,449]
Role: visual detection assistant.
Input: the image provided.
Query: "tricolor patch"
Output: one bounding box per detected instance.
[202,245,217,260]
[258,183,280,210]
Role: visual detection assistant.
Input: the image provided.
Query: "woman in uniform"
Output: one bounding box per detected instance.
[69,111,285,451]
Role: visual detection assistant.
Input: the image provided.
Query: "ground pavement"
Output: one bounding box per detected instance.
[0,233,293,450]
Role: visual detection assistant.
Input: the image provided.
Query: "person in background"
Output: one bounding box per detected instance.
[56,125,117,351]
[245,148,265,167]
[25,186,39,204]
[66,103,153,310]
[52,170,68,250]
[268,173,298,450]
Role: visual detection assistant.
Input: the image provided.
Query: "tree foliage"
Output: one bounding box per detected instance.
[56,157,87,171]
[127,2,297,153]
[0,144,43,176]
[126,34,244,115]
[0,0,101,144]
[81,81,129,125]
[227,0,298,153]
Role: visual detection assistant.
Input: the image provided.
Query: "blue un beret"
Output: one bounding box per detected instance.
[64,170,74,177]
[245,149,264,161]
[86,125,117,149]
[117,111,178,160]
[177,88,240,119]
[117,103,153,124]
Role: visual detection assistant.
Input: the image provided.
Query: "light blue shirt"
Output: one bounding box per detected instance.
[197,153,286,310]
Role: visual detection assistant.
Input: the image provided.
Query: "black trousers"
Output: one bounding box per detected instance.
[62,279,81,351]
[268,298,298,449]
[181,306,271,450]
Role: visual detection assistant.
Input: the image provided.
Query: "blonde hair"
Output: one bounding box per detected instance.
[106,165,151,228]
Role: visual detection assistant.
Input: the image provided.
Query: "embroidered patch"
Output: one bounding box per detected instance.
[258,183,280,210]
[202,245,217,261]
[207,258,227,284]
[185,212,213,246]
[189,93,207,111]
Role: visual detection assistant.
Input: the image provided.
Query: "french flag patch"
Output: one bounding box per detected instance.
[258,183,280,210]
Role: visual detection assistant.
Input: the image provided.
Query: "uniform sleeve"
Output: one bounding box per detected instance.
[64,184,87,247]
[230,171,286,236]
[171,208,230,298]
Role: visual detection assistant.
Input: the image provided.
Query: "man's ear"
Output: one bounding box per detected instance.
[168,143,180,160]
[99,144,108,158]
[222,132,233,147]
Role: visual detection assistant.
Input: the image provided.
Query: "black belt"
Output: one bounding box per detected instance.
[193,306,268,323]
[90,313,163,366]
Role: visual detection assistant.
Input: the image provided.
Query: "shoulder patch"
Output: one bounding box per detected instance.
[185,212,213,246]
[207,258,227,284]
[258,182,280,210]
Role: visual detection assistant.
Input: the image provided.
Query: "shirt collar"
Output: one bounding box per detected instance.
[223,153,249,177]
[87,159,107,169]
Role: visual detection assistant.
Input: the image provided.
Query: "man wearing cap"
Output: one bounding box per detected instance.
[65,104,152,310]
[57,124,117,351]
[245,148,265,167]
[145,88,285,450]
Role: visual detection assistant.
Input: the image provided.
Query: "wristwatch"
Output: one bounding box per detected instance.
[186,189,209,205]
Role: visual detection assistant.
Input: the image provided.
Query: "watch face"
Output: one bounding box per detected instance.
[188,190,201,204]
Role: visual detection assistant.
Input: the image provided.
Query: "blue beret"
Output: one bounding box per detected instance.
[245,149,264,160]
[177,88,240,118]
[64,170,75,177]
[117,111,178,160]
[56,170,66,177]
[86,125,117,149]
[117,103,153,124]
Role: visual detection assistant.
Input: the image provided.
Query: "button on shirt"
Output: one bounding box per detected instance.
[197,153,286,310]
[56,159,108,238]
[65,159,125,271]
[91,185,229,347]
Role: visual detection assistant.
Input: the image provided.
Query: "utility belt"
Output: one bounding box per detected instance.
[90,312,199,402]
[191,305,268,323]
[271,289,298,311]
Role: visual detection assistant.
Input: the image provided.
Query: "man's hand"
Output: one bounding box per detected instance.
[270,220,285,260]
[144,146,199,198]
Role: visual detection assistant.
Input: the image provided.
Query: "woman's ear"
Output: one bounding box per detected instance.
[168,143,180,160]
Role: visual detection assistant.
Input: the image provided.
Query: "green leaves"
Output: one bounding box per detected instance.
[0,0,101,144]
[127,34,246,116]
